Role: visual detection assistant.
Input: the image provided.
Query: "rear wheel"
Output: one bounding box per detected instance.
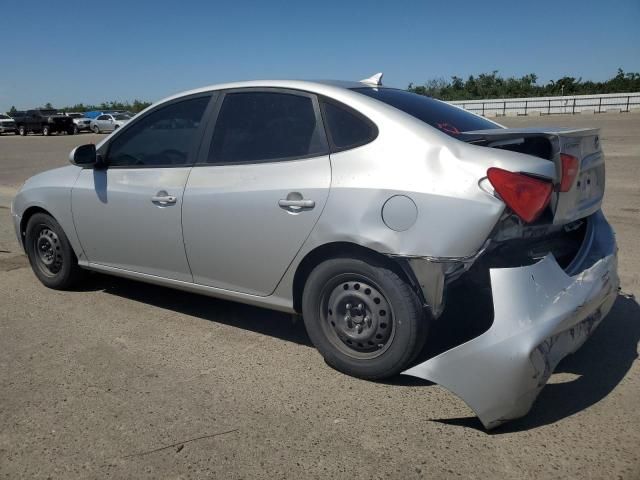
[71,125,78,134]
[302,257,428,380]
[25,213,84,290]
[18,125,26,136]
[92,125,100,134]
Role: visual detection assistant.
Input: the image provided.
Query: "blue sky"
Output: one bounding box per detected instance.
[1,0,638,112]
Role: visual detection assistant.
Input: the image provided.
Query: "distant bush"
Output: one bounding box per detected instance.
[408,69,640,100]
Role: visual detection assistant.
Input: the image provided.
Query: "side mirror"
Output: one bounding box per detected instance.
[69,144,104,168]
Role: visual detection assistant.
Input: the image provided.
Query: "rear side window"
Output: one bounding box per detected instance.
[208,92,327,164]
[321,101,377,151]
[353,88,501,137]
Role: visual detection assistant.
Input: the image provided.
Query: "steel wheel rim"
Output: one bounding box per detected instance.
[319,274,396,359]
[32,225,63,276]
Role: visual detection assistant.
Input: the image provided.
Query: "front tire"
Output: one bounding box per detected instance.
[42,125,50,136]
[18,125,26,136]
[25,213,84,290]
[302,257,428,380]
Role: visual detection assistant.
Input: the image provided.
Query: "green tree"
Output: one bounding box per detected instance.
[408,70,640,100]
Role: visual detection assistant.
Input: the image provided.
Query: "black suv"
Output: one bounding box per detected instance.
[13,109,75,136]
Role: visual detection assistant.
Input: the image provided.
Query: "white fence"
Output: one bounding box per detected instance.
[450,92,640,116]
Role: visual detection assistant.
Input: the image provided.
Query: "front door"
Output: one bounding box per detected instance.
[72,94,213,282]
[182,89,331,296]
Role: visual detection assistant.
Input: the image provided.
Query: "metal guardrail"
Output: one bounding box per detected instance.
[454,95,640,116]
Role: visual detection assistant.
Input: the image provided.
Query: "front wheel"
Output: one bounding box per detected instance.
[302,257,428,380]
[18,125,26,136]
[72,125,79,134]
[42,125,50,136]
[25,213,84,290]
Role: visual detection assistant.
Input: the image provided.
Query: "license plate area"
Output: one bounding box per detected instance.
[576,167,604,208]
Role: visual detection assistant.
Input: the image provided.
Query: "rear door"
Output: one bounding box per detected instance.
[182,89,331,296]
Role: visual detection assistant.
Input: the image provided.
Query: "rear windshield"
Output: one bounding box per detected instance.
[353,88,501,137]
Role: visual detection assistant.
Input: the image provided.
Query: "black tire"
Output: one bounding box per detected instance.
[42,125,50,136]
[302,257,428,380]
[18,125,26,136]
[25,213,84,290]
[92,125,100,134]
[72,125,78,134]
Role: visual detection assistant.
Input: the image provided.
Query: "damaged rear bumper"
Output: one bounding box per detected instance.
[403,210,619,429]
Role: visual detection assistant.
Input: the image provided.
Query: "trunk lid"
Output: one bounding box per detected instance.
[460,127,604,225]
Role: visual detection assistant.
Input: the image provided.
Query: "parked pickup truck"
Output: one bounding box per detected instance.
[13,109,75,136]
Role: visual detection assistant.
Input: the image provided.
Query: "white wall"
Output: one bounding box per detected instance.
[450,92,640,116]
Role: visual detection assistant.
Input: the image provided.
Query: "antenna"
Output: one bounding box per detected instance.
[360,72,383,86]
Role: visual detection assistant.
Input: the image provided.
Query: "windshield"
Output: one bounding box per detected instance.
[0,114,10,119]
[114,114,130,120]
[353,88,501,137]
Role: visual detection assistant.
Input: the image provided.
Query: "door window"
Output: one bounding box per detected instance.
[207,91,327,164]
[107,95,210,167]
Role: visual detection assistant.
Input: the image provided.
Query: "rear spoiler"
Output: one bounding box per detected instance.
[458,127,599,146]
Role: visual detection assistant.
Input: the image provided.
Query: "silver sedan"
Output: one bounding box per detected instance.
[11,75,619,429]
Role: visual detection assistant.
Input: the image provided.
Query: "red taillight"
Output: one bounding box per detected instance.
[487,167,553,223]
[560,153,579,192]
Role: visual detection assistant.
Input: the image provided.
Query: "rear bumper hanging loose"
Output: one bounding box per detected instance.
[403,210,619,429]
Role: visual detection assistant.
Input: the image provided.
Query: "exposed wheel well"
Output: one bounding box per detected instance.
[291,241,422,313]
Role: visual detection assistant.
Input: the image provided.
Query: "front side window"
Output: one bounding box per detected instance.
[107,95,210,167]
[208,91,327,164]
[353,88,501,137]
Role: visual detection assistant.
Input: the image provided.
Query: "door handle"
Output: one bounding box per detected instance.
[151,193,177,205]
[278,199,315,209]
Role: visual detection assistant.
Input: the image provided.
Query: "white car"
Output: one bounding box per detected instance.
[90,113,131,133]
[0,114,17,135]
